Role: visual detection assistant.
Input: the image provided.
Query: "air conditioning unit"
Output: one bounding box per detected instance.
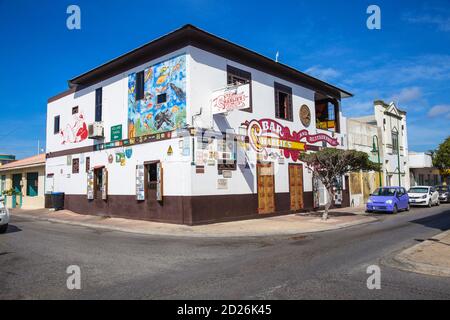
[88,122,104,139]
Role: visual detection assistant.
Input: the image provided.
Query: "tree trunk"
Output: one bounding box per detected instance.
[323,187,334,221]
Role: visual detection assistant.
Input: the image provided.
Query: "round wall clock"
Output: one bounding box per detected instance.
[300,105,311,127]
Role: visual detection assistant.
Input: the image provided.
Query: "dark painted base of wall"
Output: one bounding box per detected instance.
[47,192,319,226]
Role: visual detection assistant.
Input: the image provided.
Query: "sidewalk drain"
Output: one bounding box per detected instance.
[290,235,308,241]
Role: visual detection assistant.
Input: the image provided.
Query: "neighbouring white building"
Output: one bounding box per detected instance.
[409,151,444,186]
[347,100,410,205]
[46,25,353,225]
[346,117,383,207]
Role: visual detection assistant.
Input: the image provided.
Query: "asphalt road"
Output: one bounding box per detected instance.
[1,204,450,300]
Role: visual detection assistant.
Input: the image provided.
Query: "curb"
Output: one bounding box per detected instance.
[11,212,377,238]
[390,231,450,278]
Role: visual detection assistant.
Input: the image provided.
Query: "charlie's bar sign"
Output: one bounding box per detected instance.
[211,83,250,114]
[242,119,339,161]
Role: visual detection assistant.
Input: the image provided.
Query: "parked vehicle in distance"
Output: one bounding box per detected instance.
[408,186,440,207]
[436,185,450,203]
[366,187,410,214]
[0,196,10,233]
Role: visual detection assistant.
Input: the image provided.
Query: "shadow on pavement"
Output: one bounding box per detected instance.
[410,211,450,232]
[1,225,22,235]
[301,212,356,217]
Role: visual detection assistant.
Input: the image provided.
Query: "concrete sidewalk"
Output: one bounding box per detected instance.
[394,230,450,277]
[10,207,375,238]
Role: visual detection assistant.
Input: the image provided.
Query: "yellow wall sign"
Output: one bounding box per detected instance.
[257,136,306,152]
[167,145,174,156]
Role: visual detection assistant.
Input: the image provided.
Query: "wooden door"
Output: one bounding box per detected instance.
[257,163,275,214]
[289,164,304,211]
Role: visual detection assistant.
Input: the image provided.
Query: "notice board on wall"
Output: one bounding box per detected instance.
[136,165,145,201]
[87,170,94,200]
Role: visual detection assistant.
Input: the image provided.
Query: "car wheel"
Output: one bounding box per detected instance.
[406,203,410,211]
[428,201,432,208]
[366,210,373,214]
[0,224,8,234]
[437,200,440,206]
[392,205,398,214]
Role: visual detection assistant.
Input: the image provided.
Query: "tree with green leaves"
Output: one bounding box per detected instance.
[432,136,450,183]
[301,148,380,220]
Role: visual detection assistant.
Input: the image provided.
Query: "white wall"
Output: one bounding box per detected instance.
[46,137,192,196]
[374,102,410,188]
[409,152,433,168]
[188,46,347,196]
[47,45,348,198]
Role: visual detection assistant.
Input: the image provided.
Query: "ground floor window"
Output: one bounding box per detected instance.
[94,168,104,200]
[144,162,163,202]
[0,175,5,193]
[146,162,158,191]
[26,172,39,197]
[419,174,424,185]
[12,174,22,193]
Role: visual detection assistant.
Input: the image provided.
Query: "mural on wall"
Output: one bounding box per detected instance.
[242,119,339,162]
[128,55,186,138]
[61,113,88,144]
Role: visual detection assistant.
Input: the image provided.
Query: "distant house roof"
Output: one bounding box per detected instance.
[0,154,15,161]
[49,24,352,103]
[0,154,45,171]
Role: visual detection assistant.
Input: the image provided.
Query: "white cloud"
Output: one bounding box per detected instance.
[305,65,341,81]
[342,99,374,117]
[428,104,450,118]
[389,87,422,104]
[408,124,450,151]
[404,13,450,32]
[343,54,450,87]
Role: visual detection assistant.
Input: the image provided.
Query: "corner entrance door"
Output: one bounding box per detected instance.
[257,162,275,214]
[289,164,304,211]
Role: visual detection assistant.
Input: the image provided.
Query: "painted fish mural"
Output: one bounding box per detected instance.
[128,55,186,138]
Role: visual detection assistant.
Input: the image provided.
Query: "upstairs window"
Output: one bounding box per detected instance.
[227,65,252,112]
[54,116,60,134]
[157,93,167,104]
[315,97,340,133]
[95,88,103,122]
[135,71,145,101]
[392,131,399,154]
[274,82,293,121]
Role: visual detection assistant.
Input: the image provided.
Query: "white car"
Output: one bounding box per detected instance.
[408,186,440,207]
[0,196,10,233]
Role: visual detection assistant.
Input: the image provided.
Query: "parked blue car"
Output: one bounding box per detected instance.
[366,187,410,214]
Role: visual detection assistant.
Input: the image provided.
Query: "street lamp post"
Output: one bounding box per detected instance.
[372,135,383,187]
[397,136,402,187]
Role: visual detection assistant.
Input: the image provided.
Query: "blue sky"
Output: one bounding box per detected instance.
[1,0,449,158]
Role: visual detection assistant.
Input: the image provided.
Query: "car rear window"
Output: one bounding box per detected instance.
[408,188,428,193]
